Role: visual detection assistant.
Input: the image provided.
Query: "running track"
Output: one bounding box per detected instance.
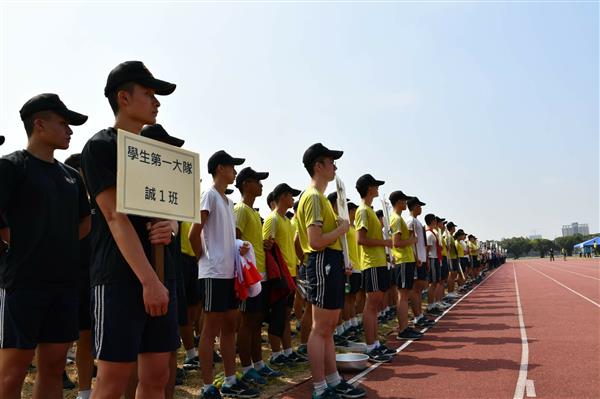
[275,259,600,398]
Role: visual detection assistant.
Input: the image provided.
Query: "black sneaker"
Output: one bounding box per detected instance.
[220,380,260,398]
[312,387,340,398]
[406,326,424,336]
[377,344,396,356]
[287,351,308,364]
[270,354,293,368]
[331,380,366,398]
[426,307,443,316]
[397,328,423,340]
[414,317,434,328]
[296,344,308,358]
[201,385,223,398]
[183,355,200,370]
[62,370,75,390]
[367,347,393,363]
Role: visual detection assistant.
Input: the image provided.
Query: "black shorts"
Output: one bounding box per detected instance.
[449,258,459,272]
[428,258,441,283]
[440,257,450,280]
[388,267,397,287]
[240,286,265,313]
[394,263,415,290]
[306,248,345,310]
[0,286,79,349]
[91,280,180,362]
[181,254,201,306]
[472,256,480,268]
[79,270,92,331]
[460,257,470,270]
[175,278,188,326]
[362,266,391,293]
[199,278,239,313]
[415,262,428,281]
[348,273,362,294]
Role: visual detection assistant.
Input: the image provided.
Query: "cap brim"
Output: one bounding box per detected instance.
[60,109,88,126]
[326,149,344,160]
[230,157,245,166]
[225,188,234,195]
[418,201,426,206]
[0,136,4,146]
[139,77,177,96]
[256,172,269,180]
[290,188,301,196]
[374,179,385,186]
[166,136,185,147]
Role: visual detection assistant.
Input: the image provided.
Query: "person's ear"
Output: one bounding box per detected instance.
[118,89,131,109]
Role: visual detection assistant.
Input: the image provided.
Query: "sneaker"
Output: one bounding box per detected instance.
[333,335,350,347]
[220,380,260,398]
[183,355,200,370]
[441,301,453,308]
[331,380,366,398]
[377,343,396,356]
[296,344,308,358]
[426,307,443,316]
[213,350,223,363]
[270,354,293,367]
[414,317,434,328]
[406,326,424,335]
[241,368,267,385]
[257,365,283,378]
[397,328,423,340]
[287,351,309,364]
[367,348,393,363]
[62,371,76,390]
[312,387,340,398]
[201,385,223,399]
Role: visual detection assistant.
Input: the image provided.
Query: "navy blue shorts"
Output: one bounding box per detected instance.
[362,266,391,293]
[199,278,238,313]
[472,257,480,268]
[428,258,441,283]
[181,254,200,306]
[394,263,415,290]
[306,248,345,310]
[175,278,188,326]
[348,273,362,294]
[240,286,265,313]
[415,262,428,281]
[91,280,180,362]
[79,271,92,331]
[441,257,450,280]
[449,258,459,272]
[460,257,470,270]
[1,286,78,349]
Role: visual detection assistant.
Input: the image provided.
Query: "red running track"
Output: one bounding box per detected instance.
[274,259,599,398]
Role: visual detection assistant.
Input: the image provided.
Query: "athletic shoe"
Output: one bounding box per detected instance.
[62,371,75,390]
[367,347,393,363]
[426,307,443,316]
[213,350,223,363]
[241,368,267,385]
[334,335,350,347]
[441,301,453,308]
[183,355,200,370]
[397,328,423,340]
[312,387,340,398]
[201,385,223,399]
[414,317,435,327]
[377,343,396,356]
[296,344,308,358]
[220,380,260,398]
[287,351,309,364]
[270,354,293,368]
[331,380,366,398]
[257,365,284,378]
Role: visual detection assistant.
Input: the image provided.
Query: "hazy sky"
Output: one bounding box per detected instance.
[0,1,598,240]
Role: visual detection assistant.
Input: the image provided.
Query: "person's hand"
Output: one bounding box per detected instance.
[409,236,418,245]
[147,220,174,245]
[240,241,251,256]
[384,239,393,248]
[416,259,422,267]
[142,277,169,317]
[337,218,350,235]
[263,238,274,251]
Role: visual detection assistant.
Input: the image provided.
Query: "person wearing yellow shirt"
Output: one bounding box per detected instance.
[468,235,481,281]
[436,217,452,306]
[262,183,307,367]
[455,229,469,289]
[296,143,365,399]
[233,167,281,387]
[355,174,395,363]
[444,222,460,298]
[389,191,425,339]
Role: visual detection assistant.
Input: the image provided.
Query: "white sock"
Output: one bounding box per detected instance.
[254,360,265,370]
[374,340,381,348]
[366,343,377,352]
[185,348,198,360]
[272,350,284,360]
[314,380,327,396]
[242,364,253,374]
[335,325,344,335]
[351,317,358,327]
[326,371,342,387]
[77,391,92,399]
[224,374,237,387]
[343,320,352,329]
[283,348,292,356]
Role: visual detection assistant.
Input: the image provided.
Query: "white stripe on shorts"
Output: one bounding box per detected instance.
[0,288,5,348]
[94,286,105,358]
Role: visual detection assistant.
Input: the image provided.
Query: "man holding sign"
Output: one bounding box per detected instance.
[81,61,180,398]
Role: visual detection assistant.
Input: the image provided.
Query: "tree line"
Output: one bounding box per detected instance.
[500,233,599,259]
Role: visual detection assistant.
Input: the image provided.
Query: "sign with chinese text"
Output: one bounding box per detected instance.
[116,129,201,223]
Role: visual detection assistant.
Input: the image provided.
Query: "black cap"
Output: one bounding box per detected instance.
[327,192,338,205]
[389,190,411,206]
[375,210,384,218]
[19,93,88,126]
[355,174,385,193]
[235,167,269,188]
[273,183,301,200]
[302,143,343,168]
[104,61,176,97]
[225,188,234,195]
[207,150,245,174]
[348,201,359,210]
[468,234,475,239]
[455,229,466,237]
[407,196,426,208]
[141,124,185,148]
[447,222,457,229]
[436,216,446,223]
[424,213,437,225]
[0,136,4,146]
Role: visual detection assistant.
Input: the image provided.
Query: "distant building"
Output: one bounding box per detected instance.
[528,234,542,240]
[562,222,589,237]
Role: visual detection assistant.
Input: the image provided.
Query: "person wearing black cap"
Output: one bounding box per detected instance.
[389,191,427,338]
[454,229,469,291]
[80,62,180,398]
[296,143,365,399]
[354,174,395,363]
[189,151,259,398]
[0,94,91,397]
[232,167,277,390]
[405,197,432,327]
[468,235,481,282]
[262,184,307,369]
[436,218,452,306]
[444,222,460,299]
[0,135,5,146]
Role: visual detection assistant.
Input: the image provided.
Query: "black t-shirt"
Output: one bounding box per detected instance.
[0,150,90,290]
[81,128,176,286]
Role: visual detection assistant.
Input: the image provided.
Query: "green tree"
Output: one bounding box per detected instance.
[501,237,532,259]
[531,238,555,258]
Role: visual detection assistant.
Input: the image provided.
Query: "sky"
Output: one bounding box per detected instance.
[0,0,598,241]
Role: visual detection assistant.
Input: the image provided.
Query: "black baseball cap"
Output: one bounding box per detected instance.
[327,192,338,205]
[19,93,88,126]
[348,201,359,210]
[0,136,4,146]
[302,143,343,168]
[356,174,385,193]
[375,210,384,218]
[407,196,426,208]
[389,190,411,206]
[225,188,234,195]
[141,124,185,148]
[207,150,244,174]
[455,229,466,236]
[424,214,437,225]
[104,61,176,97]
[436,216,446,223]
[447,222,457,229]
[273,183,301,200]
[235,167,269,188]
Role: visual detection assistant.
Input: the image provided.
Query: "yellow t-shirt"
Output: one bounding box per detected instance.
[180,221,196,257]
[445,232,458,259]
[346,225,360,271]
[456,240,465,258]
[469,241,478,256]
[354,204,387,269]
[438,228,447,257]
[234,202,266,274]
[390,212,415,264]
[263,211,298,277]
[296,186,342,254]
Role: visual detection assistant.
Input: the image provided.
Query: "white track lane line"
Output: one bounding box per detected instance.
[513,263,534,399]
[539,263,600,281]
[526,264,600,308]
[347,266,503,385]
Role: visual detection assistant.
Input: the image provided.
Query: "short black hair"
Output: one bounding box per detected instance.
[424,213,436,225]
[64,153,82,170]
[304,155,327,177]
[107,82,136,115]
[22,110,53,137]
